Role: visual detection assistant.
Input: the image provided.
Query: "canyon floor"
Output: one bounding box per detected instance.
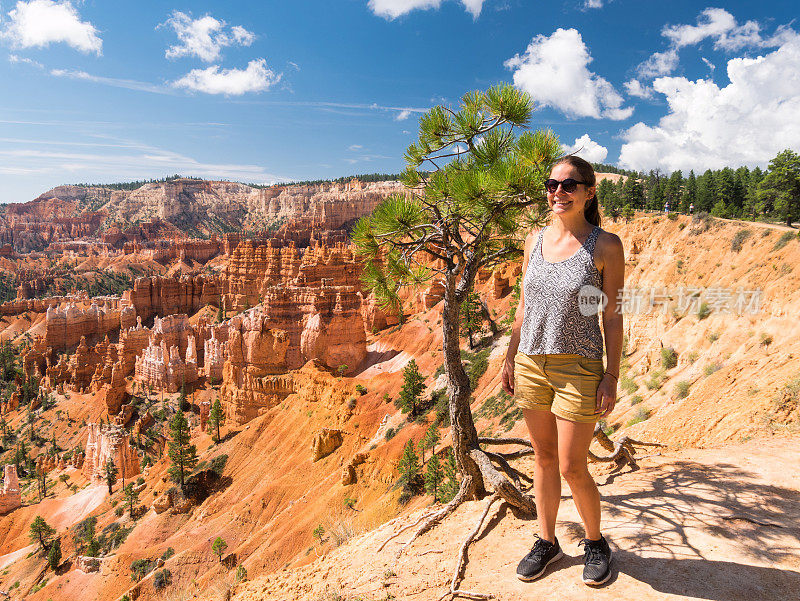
[235,434,800,601]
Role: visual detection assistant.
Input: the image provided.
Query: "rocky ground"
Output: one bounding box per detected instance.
[234,435,800,601]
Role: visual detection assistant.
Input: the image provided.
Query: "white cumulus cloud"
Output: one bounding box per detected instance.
[562,134,608,163]
[623,79,654,99]
[633,8,767,83]
[172,58,281,95]
[163,11,255,62]
[663,7,762,51]
[368,0,484,19]
[504,28,633,120]
[395,109,412,121]
[619,30,800,173]
[636,48,679,78]
[1,0,102,54]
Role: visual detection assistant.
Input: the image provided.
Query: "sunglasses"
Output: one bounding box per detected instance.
[545,178,589,194]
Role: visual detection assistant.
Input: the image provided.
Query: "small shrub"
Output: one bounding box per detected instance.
[346,398,357,411]
[620,376,638,395]
[131,558,152,582]
[708,331,720,343]
[626,407,651,427]
[161,547,175,561]
[382,393,391,404]
[354,384,367,396]
[678,222,686,230]
[235,565,248,583]
[385,427,396,440]
[760,333,773,348]
[114,506,124,517]
[731,229,752,252]
[696,302,711,320]
[208,454,228,477]
[343,497,356,509]
[661,347,678,369]
[153,568,171,590]
[598,419,616,436]
[674,381,691,399]
[704,362,722,376]
[772,231,795,251]
[630,394,643,405]
[686,351,699,364]
[645,369,666,391]
[667,211,678,220]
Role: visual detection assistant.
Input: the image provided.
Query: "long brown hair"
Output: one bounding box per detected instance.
[553,155,601,227]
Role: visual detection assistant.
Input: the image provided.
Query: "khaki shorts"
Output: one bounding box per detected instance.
[514,352,605,423]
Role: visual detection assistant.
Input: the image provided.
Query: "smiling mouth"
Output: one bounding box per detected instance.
[554,201,572,207]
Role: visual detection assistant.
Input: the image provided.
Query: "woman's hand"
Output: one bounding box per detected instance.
[501,357,515,396]
[596,374,617,418]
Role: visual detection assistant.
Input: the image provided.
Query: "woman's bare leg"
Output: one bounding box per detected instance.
[522,409,560,542]
[556,417,601,540]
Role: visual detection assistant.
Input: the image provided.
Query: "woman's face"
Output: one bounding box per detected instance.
[547,163,596,218]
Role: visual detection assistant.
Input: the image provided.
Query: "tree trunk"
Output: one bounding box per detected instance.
[442,280,486,501]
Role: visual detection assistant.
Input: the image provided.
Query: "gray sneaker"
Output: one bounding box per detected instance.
[578,535,613,585]
[516,535,564,581]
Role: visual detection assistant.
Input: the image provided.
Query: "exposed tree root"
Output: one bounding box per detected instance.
[396,475,475,556]
[590,425,665,469]
[483,450,532,488]
[436,493,500,601]
[378,509,438,552]
[471,449,537,514]
[477,437,532,447]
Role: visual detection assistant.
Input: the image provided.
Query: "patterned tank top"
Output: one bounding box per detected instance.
[518,224,604,359]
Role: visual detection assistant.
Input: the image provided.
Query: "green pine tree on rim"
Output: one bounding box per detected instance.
[353,84,558,520]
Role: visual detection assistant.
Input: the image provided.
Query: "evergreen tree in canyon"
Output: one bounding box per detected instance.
[207,398,226,443]
[168,409,198,487]
[355,84,558,518]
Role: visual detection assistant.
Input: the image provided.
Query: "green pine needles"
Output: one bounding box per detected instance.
[168,409,198,487]
[353,84,561,316]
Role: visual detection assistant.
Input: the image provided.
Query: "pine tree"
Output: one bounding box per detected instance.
[439,449,460,503]
[459,292,482,349]
[681,170,697,213]
[47,537,62,570]
[353,84,561,515]
[207,398,226,443]
[212,536,228,562]
[424,454,444,502]
[29,515,55,552]
[420,420,440,463]
[37,465,47,501]
[103,458,118,495]
[758,149,800,226]
[397,359,425,416]
[178,380,189,411]
[15,440,27,474]
[123,482,140,516]
[168,409,198,487]
[397,439,421,493]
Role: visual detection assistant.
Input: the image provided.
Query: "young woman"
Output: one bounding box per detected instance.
[501,155,625,586]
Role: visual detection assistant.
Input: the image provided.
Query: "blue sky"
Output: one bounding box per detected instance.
[0,0,798,203]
